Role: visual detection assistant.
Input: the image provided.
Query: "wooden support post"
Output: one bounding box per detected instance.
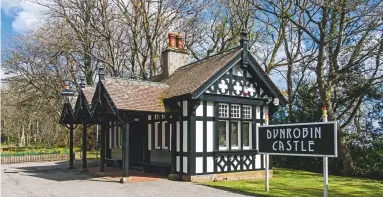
[171,115,177,173]
[264,113,269,192]
[81,120,88,172]
[120,121,130,183]
[100,124,105,172]
[68,124,75,169]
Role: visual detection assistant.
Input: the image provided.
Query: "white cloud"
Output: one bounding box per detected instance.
[1,0,47,33]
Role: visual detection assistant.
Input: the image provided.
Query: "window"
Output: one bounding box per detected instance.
[219,121,228,148]
[231,105,240,118]
[243,105,252,119]
[219,104,229,118]
[231,121,239,148]
[243,122,251,147]
[218,103,253,150]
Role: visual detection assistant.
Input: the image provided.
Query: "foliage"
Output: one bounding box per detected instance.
[272,83,383,179]
[0,145,81,156]
[207,168,383,197]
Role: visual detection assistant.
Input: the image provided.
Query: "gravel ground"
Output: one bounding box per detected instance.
[1,161,249,197]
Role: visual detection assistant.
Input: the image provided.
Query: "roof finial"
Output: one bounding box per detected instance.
[98,65,105,80]
[240,29,248,48]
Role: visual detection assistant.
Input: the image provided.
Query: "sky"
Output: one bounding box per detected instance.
[0,0,287,89]
[1,0,47,78]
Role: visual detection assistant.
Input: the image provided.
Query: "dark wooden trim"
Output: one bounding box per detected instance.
[105,121,111,159]
[111,121,115,148]
[192,50,242,99]
[100,123,105,172]
[165,122,170,149]
[171,116,177,173]
[69,124,74,169]
[179,101,184,177]
[195,116,214,121]
[201,94,266,106]
[252,105,256,150]
[203,100,207,173]
[213,102,219,173]
[188,99,197,175]
[228,103,232,151]
[247,53,288,105]
[158,119,162,150]
[151,121,155,151]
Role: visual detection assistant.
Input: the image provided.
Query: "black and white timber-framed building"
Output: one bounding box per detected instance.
[59,31,287,181]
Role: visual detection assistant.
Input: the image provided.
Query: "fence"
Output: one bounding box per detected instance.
[1,152,81,164]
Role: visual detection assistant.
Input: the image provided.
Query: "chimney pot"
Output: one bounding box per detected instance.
[168,33,176,48]
[176,33,183,49]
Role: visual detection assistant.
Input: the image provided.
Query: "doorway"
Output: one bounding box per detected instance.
[129,121,146,167]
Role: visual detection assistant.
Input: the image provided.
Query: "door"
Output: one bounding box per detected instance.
[129,122,144,167]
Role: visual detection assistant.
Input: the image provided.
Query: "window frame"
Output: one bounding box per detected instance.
[242,105,252,119]
[219,103,229,118]
[217,103,254,151]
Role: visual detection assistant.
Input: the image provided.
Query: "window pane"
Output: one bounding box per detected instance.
[243,106,252,119]
[219,104,228,118]
[243,122,250,146]
[231,105,240,118]
[231,121,238,147]
[219,121,227,147]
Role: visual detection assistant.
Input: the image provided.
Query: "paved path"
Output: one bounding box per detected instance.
[1,161,250,197]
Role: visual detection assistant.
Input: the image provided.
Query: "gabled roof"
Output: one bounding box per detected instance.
[162,47,242,98]
[102,77,169,113]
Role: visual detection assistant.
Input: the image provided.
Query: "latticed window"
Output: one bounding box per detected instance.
[231,104,240,118]
[219,104,229,118]
[242,105,252,119]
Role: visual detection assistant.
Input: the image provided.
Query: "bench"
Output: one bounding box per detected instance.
[138,162,171,175]
[105,158,123,168]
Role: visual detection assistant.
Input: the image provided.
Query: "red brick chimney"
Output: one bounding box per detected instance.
[161,32,189,77]
[176,33,183,49]
[168,33,176,48]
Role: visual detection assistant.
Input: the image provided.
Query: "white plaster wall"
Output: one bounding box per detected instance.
[183,157,188,173]
[255,155,261,169]
[207,101,214,117]
[196,121,203,152]
[206,157,214,173]
[176,121,180,152]
[148,124,152,150]
[256,123,260,150]
[183,121,187,152]
[232,64,243,76]
[183,100,188,116]
[155,122,159,149]
[196,101,203,117]
[256,106,261,119]
[206,121,214,152]
[196,157,203,174]
[176,156,180,172]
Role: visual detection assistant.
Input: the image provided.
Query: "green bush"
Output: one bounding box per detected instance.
[0,146,81,156]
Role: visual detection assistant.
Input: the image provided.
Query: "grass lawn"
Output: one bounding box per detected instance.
[206,168,383,197]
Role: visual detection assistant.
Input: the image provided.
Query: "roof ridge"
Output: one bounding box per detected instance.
[176,46,242,70]
[105,76,169,87]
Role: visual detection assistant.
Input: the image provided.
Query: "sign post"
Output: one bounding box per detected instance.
[257,116,337,196]
[323,107,328,197]
[264,113,269,192]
